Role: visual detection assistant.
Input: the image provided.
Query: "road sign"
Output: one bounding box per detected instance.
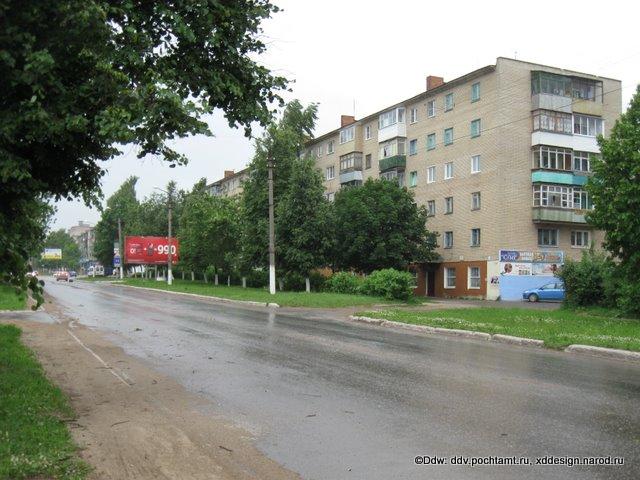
[113,256,121,266]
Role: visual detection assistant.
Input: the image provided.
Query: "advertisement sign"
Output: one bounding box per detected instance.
[125,236,180,265]
[42,248,62,260]
[499,249,563,276]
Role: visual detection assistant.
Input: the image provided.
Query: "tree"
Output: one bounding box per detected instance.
[40,230,81,271]
[179,179,240,280]
[333,178,438,273]
[137,181,186,237]
[276,157,333,291]
[1,0,288,297]
[240,100,318,272]
[586,85,640,314]
[94,177,140,268]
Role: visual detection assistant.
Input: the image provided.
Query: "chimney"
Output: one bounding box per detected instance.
[340,115,356,127]
[426,75,444,91]
[224,170,235,178]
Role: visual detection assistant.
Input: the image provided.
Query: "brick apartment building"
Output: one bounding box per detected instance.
[303,57,621,299]
[206,168,249,198]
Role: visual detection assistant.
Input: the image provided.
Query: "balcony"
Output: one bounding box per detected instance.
[378,122,407,143]
[531,131,599,153]
[531,94,572,113]
[531,171,588,186]
[379,155,406,172]
[532,207,587,224]
[340,170,363,184]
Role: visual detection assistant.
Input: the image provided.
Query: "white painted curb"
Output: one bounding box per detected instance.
[349,315,490,340]
[564,344,640,362]
[492,334,544,347]
[114,284,280,308]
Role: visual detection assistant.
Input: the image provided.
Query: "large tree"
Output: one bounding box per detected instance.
[586,85,640,314]
[40,229,81,271]
[333,178,438,273]
[1,0,288,298]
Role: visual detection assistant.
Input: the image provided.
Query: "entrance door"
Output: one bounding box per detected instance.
[426,270,436,296]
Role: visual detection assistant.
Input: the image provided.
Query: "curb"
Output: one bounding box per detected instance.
[564,344,640,362]
[492,334,544,347]
[349,316,491,341]
[113,284,280,308]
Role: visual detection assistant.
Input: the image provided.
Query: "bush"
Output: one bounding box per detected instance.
[245,269,268,288]
[324,271,363,294]
[556,251,617,307]
[309,270,328,292]
[360,268,414,301]
[282,271,306,291]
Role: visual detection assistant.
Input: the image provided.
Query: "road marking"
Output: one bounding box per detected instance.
[66,329,131,387]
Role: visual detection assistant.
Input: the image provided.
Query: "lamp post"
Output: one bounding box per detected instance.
[267,155,276,295]
[154,186,173,286]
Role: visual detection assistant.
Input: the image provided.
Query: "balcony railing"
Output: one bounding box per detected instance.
[379,155,406,172]
[532,207,587,224]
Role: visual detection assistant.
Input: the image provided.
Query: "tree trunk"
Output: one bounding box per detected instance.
[191,271,195,281]
[278,279,284,291]
[204,272,208,283]
[242,277,246,288]
[227,275,230,286]
[181,271,184,280]
[305,277,310,293]
[214,274,219,285]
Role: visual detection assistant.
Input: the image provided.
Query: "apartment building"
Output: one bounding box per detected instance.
[305,57,621,299]
[206,168,249,198]
[68,221,95,261]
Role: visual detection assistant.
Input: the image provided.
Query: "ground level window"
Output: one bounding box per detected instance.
[445,267,456,289]
[571,230,590,248]
[468,267,481,289]
[538,228,558,246]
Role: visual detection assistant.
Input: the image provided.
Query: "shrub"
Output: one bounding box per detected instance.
[556,251,617,307]
[360,268,414,300]
[282,271,306,291]
[245,269,268,288]
[308,270,328,292]
[324,271,363,294]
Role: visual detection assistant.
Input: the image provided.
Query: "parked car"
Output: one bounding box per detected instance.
[522,282,564,302]
[56,271,73,282]
[69,270,77,278]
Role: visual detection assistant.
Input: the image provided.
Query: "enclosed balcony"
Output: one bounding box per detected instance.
[532,208,587,224]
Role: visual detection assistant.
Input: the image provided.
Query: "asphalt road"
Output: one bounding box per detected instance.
[43,279,640,480]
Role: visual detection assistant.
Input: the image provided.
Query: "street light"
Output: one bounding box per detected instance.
[154,186,173,286]
[267,155,276,295]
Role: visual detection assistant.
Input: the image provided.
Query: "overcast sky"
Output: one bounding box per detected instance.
[52,0,639,231]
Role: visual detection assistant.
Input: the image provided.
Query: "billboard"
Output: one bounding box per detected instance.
[42,248,62,260]
[499,249,563,276]
[125,236,180,265]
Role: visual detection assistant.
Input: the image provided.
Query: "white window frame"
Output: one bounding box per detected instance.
[325,165,335,180]
[444,196,453,214]
[444,267,456,289]
[427,165,436,184]
[471,191,481,210]
[339,125,355,144]
[427,200,435,216]
[410,107,418,124]
[444,232,453,249]
[365,125,372,140]
[316,145,324,157]
[573,151,592,172]
[571,230,590,248]
[470,228,481,247]
[378,107,405,130]
[444,162,453,180]
[573,114,604,137]
[537,228,559,247]
[468,266,481,289]
[427,100,436,118]
[471,154,481,174]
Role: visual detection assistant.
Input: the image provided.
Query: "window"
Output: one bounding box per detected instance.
[572,78,603,102]
[470,119,481,138]
[409,139,418,156]
[427,100,436,118]
[340,125,355,144]
[339,152,362,172]
[538,228,558,247]
[471,154,481,173]
[573,151,592,172]
[571,230,590,248]
[574,114,604,137]
[410,107,418,124]
[365,125,372,140]
[470,228,481,247]
[379,138,405,159]
[471,192,481,210]
[325,192,335,202]
[471,82,481,102]
[444,232,453,249]
[444,127,453,146]
[427,166,436,183]
[316,145,324,157]
[468,266,481,289]
[444,162,453,180]
[427,200,435,216]
[365,154,372,169]
[427,133,436,150]
[531,71,571,97]
[533,185,572,208]
[380,169,404,187]
[573,189,593,210]
[532,146,572,170]
[409,171,418,187]
[444,267,456,288]
[532,110,572,134]
[378,107,405,129]
[444,93,454,111]
[327,140,335,154]
[325,165,335,180]
[444,196,453,214]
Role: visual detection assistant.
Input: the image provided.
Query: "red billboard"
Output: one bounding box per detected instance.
[125,236,180,265]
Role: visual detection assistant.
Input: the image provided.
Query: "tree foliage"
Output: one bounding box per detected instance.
[1,0,287,295]
[40,229,81,270]
[333,178,438,273]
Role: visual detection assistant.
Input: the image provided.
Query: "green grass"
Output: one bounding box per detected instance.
[76,276,114,282]
[0,325,89,479]
[0,284,26,311]
[117,278,402,308]
[357,307,640,351]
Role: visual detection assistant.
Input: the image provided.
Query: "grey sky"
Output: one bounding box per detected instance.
[52,0,639,230]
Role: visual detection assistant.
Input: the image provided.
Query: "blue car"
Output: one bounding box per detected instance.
[522,282,565,302]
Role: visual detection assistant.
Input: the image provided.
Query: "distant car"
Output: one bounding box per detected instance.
[56,271,73,282]
[523,282,564,302]
[69,270,77,278]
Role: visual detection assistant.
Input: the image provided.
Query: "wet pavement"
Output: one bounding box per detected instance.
[38,278,640,480]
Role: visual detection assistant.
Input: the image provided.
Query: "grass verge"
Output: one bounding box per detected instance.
[0,324,89,479]
[116,278,403,308]
[0,283,26,311]
[356,307,640,351]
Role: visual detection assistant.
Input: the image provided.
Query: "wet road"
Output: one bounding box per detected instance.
[44,279,639,480]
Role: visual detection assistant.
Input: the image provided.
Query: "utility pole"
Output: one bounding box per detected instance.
[117,218,124,279]
[167,192,173,286]
[267,155,276,295]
